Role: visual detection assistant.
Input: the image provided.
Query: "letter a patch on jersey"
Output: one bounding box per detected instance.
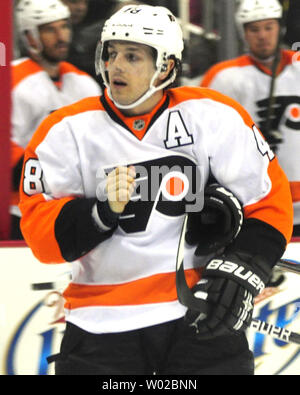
[164,111,193,149]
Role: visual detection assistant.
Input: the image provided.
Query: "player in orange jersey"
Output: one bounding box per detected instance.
[10,0,101,239]
[19,4,292,375]
[201,0,300,237]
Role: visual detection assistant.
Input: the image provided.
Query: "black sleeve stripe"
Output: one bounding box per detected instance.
[55,197,116,262]
[226,218,287,267]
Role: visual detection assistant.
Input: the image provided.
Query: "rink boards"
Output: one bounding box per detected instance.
[0,241,299,375]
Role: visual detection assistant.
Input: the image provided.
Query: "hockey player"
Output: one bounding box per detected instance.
[19,5,293,375]
[11,0,101,239]
[200,0,300,237]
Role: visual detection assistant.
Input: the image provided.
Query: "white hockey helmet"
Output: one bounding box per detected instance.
[95,4,184,110]
[16,0,70,52]
[236,0,282,38]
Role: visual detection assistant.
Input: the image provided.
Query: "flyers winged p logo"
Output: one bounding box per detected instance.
[99,155,204,234]
[256,96,300,134]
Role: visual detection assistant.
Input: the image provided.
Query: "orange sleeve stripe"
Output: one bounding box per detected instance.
[200,55,253,87]
[244,157,293,243]
[63,268,202,309]
[12,59,43,89]
[290,181,300,203]
[20,193,74,263]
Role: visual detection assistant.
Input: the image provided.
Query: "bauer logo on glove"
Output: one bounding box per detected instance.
[206,258,265,293]
[185,251,271,339]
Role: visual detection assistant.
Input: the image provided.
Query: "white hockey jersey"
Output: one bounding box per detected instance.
[19,87,293,334]
[201,50,300,224]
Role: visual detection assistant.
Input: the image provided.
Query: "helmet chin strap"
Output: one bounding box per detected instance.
[105,67,177,110]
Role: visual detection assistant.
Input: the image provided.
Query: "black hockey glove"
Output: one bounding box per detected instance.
[185,250,272,339]
[185,184,243,255]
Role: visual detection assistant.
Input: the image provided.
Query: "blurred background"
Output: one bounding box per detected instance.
[11,0,300,82]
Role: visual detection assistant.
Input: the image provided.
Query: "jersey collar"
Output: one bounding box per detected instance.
[250,49,289,77]
[100,89,170,141]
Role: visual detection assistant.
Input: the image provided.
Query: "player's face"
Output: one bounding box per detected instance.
[106,41,159,112]
[62,0,89,25]
[38,19,72,62]
[244,19,280,60]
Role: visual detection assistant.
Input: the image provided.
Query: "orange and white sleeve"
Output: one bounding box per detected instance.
[202,88,293,265]
[19,100,117,264]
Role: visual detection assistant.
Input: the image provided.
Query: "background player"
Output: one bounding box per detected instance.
[200,0,300,237]
[11,0,101,238]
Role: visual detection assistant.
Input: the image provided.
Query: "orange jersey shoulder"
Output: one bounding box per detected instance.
[200,55,252,87]
[12,58,43,89]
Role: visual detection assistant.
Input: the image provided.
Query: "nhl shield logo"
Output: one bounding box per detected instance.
[133,119,145,131]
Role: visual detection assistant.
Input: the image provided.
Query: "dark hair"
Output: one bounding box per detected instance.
[164,55,182,89]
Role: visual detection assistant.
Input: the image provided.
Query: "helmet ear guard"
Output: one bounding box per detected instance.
[185,184,244,256]
[160,64,168,72]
